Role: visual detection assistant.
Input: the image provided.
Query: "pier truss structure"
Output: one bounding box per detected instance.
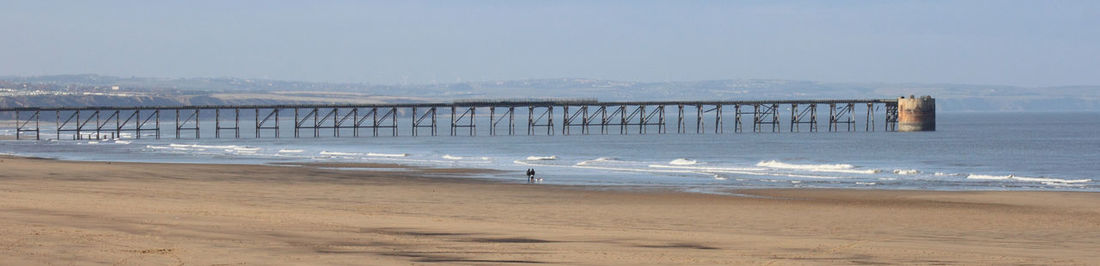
[2,99,900,140]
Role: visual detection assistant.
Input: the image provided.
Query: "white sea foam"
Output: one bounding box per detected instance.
[517,159,702,175]
[934,172,951,176]
[1042,182,1087,187]
[576,157,622,166]
[893,169,920,175]
[113,140,131,144]
[757,160,852,170]
[648,164,764,172]
[966,174,1090,184]
[1010,176,1090,184]
[524,159,842,181]
[368,152,408,157]
[635,163,850,179]
[856,182,877,185]
[669,158,697,165]
[526,155,558,160]
[972,174,1012,180]
[320,151,361,156]
[278,149,304,153]
[170,143,242,150]
[756,160,880,174]
[442,154,463,160]
[86,141,100,144]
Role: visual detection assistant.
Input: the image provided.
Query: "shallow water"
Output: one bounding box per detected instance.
[2,112,1097,193]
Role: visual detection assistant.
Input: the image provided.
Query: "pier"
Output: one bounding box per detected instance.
[1,97,936,140]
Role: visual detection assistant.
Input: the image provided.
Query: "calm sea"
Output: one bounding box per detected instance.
[2,112,1097,193]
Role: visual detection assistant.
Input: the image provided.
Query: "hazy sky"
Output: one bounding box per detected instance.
[2,1,1098,86]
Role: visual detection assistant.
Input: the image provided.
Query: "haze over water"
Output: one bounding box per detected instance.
[3,112,1096,193]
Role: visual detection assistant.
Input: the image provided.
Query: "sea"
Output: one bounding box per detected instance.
[2,112,1097,193]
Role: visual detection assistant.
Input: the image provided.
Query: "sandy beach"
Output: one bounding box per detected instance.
[0,155,1096,265]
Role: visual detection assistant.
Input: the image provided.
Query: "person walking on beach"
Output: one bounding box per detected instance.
[526,168,534,183]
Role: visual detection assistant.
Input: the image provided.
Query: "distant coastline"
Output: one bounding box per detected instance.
[3,74,1098,113]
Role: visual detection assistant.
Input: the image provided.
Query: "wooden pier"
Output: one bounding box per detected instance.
[1,99,907,140]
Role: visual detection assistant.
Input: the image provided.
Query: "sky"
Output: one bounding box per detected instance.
[2,0,1098,86]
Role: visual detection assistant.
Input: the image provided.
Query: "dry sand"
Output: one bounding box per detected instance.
[0,155,1097,265]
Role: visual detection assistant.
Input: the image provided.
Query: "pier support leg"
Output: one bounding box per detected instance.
[562,106,568,135]
[392,107,398,136]
[752,104,760,133]
[658,105,666,134]
[619,105,626,135]
[734,105,742,133]
[548,106,554,136]
[95,111,101,139]
[774,103,783,133]
[677,105,684,134]
[696,105,703,134]
[601,106,608,135]
[867,103,875,132]
[810,104,818,132]
[829,103,837,132]
[195,109,200,139]
[791,104,798,132]
[372,108,379,137]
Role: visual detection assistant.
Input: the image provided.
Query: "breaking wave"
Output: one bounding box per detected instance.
[967,174,1090,184]
[756,160,880,174]
[319,151,361,156]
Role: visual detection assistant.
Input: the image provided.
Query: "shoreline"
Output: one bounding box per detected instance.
[0,155,1098,264]
[3,153,1096,194]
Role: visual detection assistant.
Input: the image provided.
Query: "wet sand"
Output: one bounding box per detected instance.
[0,155,1097,265]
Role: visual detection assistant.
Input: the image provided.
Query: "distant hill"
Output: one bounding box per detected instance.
[2,74,1097,112]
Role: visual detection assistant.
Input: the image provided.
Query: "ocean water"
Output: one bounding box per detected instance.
[2,112,1097,193]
